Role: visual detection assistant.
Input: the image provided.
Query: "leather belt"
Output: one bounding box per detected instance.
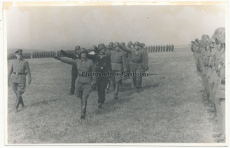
[13,72,27,75]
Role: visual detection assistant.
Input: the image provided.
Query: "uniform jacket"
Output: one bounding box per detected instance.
[120,46,145,69]
[60,57,95,84]
[87,53,112,73]
[107,50,127,71]
[61,50,80,74]
[8,59,31,83]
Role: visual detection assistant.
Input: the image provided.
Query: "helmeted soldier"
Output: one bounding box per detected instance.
[87,44,112,108]
[106,42,127,99]
[60,46,81,95]
[54,48,96,119]
[119,41,145,92]
[8,49,32,112]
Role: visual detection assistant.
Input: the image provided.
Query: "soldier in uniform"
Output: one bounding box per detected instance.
[172,44,174,51]
[140,43,149,72]
[60,46,81,95]
[88,44,112,108]
[8,49,32,112]
[119,42,145,92]
[106,42,127,99]
[54,48,95,119]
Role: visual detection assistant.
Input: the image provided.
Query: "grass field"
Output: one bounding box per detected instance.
[7,47,219,144]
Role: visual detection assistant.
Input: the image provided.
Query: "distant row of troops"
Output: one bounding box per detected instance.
[52,41,149,119]
[8,44,174,60]
[146,44,174,52]
[191,28,225,142]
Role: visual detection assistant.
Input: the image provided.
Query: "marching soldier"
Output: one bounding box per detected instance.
[60,46,81,95]
[87,44,112,108]
[54,48,96,119]
[8,49,32,112]
[140,43,149,72]
[172,44,174,51]
[107,42,127,99]
[119,42,145,92]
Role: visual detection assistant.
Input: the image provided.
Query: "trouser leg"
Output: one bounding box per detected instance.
[135,65,143,88]
[70,73,77,94]
[97,78,107,104]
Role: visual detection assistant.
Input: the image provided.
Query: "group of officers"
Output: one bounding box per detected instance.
[53,41,149,119]
[8,41,149,120]
[191,27,225,142]
[146,44,174,52]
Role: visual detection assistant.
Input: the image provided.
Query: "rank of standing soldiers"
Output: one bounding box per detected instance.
[191,28,225,142]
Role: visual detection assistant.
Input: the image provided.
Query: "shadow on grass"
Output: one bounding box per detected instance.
[94,91,134,116]
[30,98,59,108]
[140,83,159,91]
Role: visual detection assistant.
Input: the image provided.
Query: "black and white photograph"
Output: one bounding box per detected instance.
[3,1,228,145]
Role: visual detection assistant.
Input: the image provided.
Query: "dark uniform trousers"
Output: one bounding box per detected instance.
[130,62,142,88]
[88,54,111,104]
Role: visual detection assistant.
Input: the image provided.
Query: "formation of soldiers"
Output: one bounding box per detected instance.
[8,41,149,120]
[146,44,174,52]
[7,44,173,60]
[191,28,225,142]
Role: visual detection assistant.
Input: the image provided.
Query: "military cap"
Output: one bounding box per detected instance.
[211,28,225,43]
[128,41,133,46]
[15,49,23,55]
[106,45,113,49]
[216,28,225,43]
[75,46,80,51]
[98,43,106,50]
[109,42,114,47]
[80,48,88,54]
[120,42,125,47]
[134,41,140,46]
[113,42,120,48]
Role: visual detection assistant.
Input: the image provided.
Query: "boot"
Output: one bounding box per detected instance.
[114,84,119,99]
[81,101,87,119]
[15,96,20,112]
[19,96,25,107]
[98,102,103,109]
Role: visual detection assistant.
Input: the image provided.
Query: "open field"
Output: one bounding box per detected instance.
[7,47,218,143]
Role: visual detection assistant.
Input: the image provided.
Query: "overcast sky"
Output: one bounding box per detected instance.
[5,4,225,51]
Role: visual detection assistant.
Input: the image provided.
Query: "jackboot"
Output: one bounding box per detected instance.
[81,101,87,119]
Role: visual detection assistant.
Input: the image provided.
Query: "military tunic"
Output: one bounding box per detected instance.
[120,46,145,88]
[60,57,95,101]
[8,59,31,97]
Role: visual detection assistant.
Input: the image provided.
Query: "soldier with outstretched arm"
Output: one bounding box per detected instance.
[87,44,112,108]
[8,49,31,112]
[119,42,145,92]
[60,46,81,95]
[54,48,96,119]
[107,42,127,99]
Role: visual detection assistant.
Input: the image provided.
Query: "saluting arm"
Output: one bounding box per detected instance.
[60,50,76,59]
[25,61,32,84]
[59,57,77,66]
[119,45,132,53]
